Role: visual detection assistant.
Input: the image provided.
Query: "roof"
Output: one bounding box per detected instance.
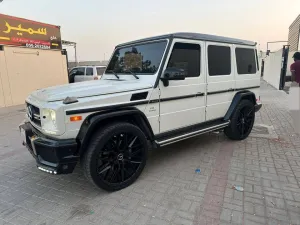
[117,32,256,47]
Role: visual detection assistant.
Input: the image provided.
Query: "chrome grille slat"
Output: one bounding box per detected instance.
[26,102,41,127]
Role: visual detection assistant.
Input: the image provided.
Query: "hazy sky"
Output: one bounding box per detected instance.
[0,0,299,61]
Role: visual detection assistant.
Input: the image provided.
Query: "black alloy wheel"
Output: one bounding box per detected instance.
[224,99,255,140]
[82,122,148,191]
[236,105,255,138]
[96,133,145,184]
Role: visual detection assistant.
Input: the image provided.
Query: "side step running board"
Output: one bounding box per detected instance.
[156,121,230,147]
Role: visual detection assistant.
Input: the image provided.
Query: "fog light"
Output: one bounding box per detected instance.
[37,166,57,175]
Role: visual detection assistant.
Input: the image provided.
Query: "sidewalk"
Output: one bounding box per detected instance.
[0,81,299,225]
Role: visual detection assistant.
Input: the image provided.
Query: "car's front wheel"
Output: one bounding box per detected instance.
[82,122,148,191]
[224,99,255,140]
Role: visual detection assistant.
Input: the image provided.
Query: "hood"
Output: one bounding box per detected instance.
[30,79,153,102]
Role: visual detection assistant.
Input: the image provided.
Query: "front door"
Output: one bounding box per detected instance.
[159,39,206,133]
[205,42,235,121]
[74,67,86,82]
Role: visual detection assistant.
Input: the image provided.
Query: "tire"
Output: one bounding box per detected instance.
[224,99,255,140]
[82,122,148,191]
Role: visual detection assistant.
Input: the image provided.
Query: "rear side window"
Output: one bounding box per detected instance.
[86,67,94,75]
[96,67,106,75]
[167,43,200,77]
[235,48,257,74]
[208,45,231,76]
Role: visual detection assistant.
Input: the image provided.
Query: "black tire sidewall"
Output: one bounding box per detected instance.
[225,99,255,140]
[85,122,148,191]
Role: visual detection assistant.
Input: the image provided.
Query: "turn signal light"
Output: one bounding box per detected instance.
[70,116,82,122]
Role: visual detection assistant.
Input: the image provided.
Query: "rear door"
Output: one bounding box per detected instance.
[205,42,235,121]
[74,67,86,82]
[234,45,260,98]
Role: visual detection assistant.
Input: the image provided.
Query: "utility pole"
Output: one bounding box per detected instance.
[74,43,78,66]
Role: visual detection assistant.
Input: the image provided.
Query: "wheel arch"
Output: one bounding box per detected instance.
[76,107,155,156]
[224,91,256,121]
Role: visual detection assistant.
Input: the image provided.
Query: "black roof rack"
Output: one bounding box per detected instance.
[117,32,256,47]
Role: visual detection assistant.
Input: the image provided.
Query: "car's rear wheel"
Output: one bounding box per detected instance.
[224,99,255,140]
[82,122,148,191]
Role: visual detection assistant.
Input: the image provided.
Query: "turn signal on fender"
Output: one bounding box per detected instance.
[70,116,82,122]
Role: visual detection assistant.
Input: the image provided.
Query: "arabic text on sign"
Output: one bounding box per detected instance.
[3,22,47,36]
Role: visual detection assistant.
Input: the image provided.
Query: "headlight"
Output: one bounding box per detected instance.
[41,108,58,134]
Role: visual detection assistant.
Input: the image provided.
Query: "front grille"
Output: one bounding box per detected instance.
[26,102,41,126]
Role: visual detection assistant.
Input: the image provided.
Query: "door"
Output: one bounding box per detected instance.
[234,45,260,99]
[85,67,94,81]
[74,67,86,82]
[159,39,206,133]
[206,42,235,121]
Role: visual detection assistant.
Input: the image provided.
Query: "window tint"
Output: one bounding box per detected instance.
[167,43,200,77]
[86,67,94,76]
[75,67,85,75]
[106,41,167,75]
[96,67,106,75]
[235,48,257,74]
[208,45,231,76]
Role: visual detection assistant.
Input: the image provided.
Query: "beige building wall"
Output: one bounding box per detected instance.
[288,14,300,51]
[0,46,68,107]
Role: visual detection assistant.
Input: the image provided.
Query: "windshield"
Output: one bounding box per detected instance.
[106,40,167,75]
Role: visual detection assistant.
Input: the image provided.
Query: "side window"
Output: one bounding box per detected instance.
[76,67,85,75]
[86,67,94,76]
[167,42,200,77]
[69,68,77,75]
[208,45,231,76]
[235,48,257,74]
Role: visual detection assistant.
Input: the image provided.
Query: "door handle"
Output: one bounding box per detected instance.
[196,92,204,97]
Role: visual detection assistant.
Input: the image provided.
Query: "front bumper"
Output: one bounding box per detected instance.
[19,122,79,174]
[255,102,262,112]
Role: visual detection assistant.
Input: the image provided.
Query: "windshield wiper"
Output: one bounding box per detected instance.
[124,69,139,79]
[106,70,119,79]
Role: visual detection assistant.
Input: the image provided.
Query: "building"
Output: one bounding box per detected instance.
[288,14,300,51]
[0,14,68,108]
[68,60,109,69]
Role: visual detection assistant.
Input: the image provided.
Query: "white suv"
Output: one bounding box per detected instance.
[20,32,262,191]
[68,66,106,83]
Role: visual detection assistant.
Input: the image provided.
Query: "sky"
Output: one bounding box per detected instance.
[0,0,299,61]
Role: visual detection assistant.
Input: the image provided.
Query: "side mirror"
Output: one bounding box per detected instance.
[160,67,186,86]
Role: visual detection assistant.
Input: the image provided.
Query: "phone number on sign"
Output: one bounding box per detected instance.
[25,43,51,50]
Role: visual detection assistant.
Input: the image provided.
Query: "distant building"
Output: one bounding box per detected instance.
[68,60,109,69]
[288,14,300,51]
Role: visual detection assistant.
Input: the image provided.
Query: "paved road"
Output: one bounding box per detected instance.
[0,81,300,225]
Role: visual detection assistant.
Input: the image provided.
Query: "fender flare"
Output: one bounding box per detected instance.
[224,91,256,121]
[76,107,155,155]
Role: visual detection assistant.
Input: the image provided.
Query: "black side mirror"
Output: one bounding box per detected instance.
[160,67,186,87]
